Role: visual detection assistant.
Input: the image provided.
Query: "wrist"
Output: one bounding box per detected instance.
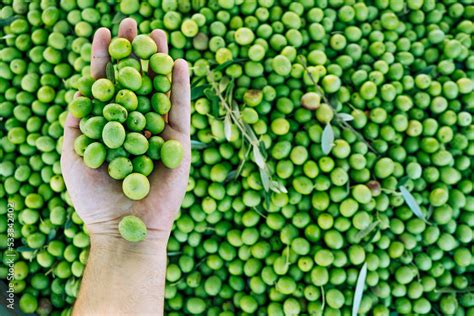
[87,220,170,257]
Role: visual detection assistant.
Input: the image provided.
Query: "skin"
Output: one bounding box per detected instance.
[61,18,191,316]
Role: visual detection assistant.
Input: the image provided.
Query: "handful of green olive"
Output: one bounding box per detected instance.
[68,35,184,201]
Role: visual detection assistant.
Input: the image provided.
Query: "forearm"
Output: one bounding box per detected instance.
[73,233,169,316]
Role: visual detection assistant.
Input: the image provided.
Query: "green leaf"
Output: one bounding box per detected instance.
[191,84,209,101]
[352,262,368,316]
[322,123,334,155]
[1,34,15,40]
[270,180,287,194]
[397,176,410,187]
[210,96,220,117]
[219,76,230,93]
[337,113,354,121]
[400,186,428,223]
[17,246,35,253]
[321,286,326,314]
[106,62,115,83]
[264,192,271,210]
[418,65,435,75]
[225,170,238,183]
[191,140,209,150]
[191,76,207,88]
[253,145,266,169]
[203,87,216,100]
[48,230,57,241]
[64,218,73,229]
[224,114,232,141]
[259,167,271,192]
[213,58,247,72]
[112,12,126,24]
[0,16,18,27]
[355,220,380,241]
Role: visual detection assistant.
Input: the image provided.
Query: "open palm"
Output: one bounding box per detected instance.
[61,18,191,239]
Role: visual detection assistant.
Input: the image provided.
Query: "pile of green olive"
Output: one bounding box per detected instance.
[0,0,472,315]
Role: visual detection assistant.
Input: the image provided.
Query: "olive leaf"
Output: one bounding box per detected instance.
[270,180,288,194]
[0,16,18,27]
[355,220,380,241]
[397,176,410,188]
[337,113,354,121]
[191,84,209,100]
[352,262,368,316]
[48,230,57,241]
[16,246,35,253]
[224,170,238,183]
[417,65,435,75]
[322,123,334,155]
[213,58,247,72]
[264,191,271,209]
[259,167,271,192]
[207,71,285,195]
[191,140,209,150]
[219,76,230,93]
[1,34,15,40]
[399,186,429,223]
[253,145,266,169]
[106,62,115,83]
[321,286,326,314]
[224,114,232,141]
[435,287,474,294]
[64,218,73,229]
[112,12,126,24]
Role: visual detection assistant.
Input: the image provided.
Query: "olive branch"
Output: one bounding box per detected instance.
[298,57,379,155]
[206,71,287,198]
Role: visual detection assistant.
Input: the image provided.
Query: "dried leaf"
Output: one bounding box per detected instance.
[352,262,368,316]
[253,145,266,169]
[322,123,334,155]
[191,140,209,150]
[337,113,354,121]
[224,114,232,141]
[355,220,380,241]
[106,62,115,83]
[400,186,428,223]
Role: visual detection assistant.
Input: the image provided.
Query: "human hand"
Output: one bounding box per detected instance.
[61,18,191,243]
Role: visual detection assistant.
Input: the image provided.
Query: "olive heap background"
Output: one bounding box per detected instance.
[0,0,473,315]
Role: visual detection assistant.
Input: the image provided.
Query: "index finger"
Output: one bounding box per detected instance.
[91,28,111,79]
[168,59,191,135]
